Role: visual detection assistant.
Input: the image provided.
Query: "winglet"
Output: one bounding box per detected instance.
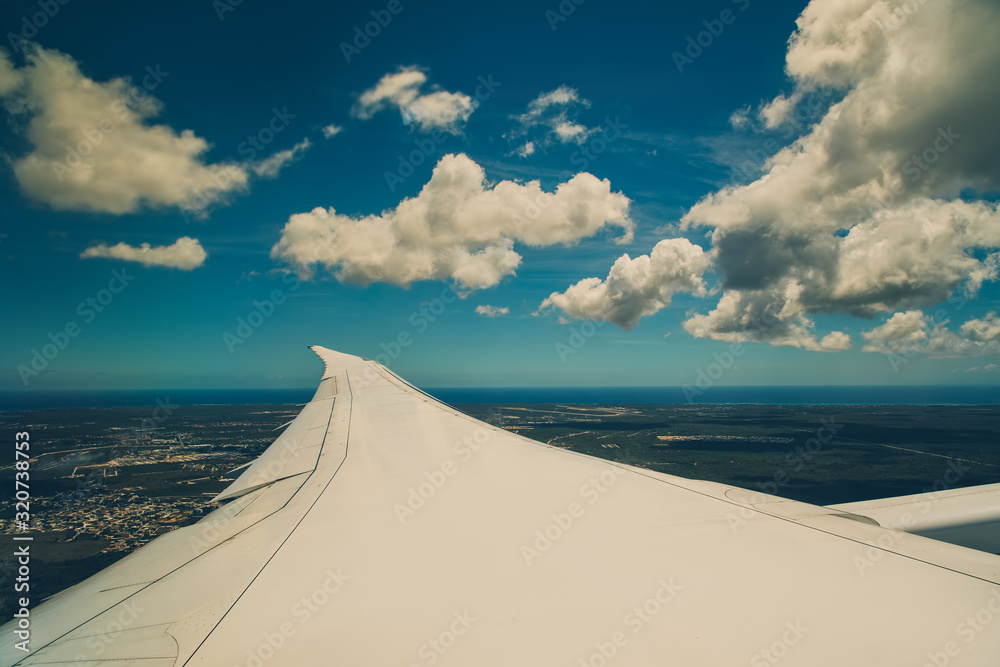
[308,345,368,379]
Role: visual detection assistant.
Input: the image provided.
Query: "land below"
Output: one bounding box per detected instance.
[2,401,998,618]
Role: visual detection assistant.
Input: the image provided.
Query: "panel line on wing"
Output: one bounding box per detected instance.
[12,385,348,663]
[180,369,356,666]
[366,360,1000,586]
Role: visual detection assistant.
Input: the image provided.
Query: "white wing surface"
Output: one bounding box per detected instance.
[3,346,999,665]
[832,483,1000,554]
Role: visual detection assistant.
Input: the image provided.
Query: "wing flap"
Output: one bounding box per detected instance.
[213,398,334,502]
[831,483,1000,554]
[20,623,177,665]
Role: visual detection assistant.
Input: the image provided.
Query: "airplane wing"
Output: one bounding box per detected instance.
[830,483,1000,555]
[3,346,1000,665]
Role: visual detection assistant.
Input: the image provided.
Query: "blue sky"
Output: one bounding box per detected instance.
[2,0,999,390]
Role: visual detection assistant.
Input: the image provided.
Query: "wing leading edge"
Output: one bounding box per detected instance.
[2,346,999,666]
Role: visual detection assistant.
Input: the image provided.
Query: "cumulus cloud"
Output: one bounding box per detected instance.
[0,46,253,215]
[80,236,207,270]
[321,124,343,139]
[251,138,311,177]
[515,141,535,158]
[553,121,591,144]
[508,85,595,153]
[271,153,632,291]
[539,239,711,330]
[683,0,1000,345]
[475,305,510,318]
[758,93,799,129]
[550,0,1000,351]
[683,288,853,352]
[862,311,1000,358]
[353,68,425,117]
[352,67,475,134]
[402,90,476,133]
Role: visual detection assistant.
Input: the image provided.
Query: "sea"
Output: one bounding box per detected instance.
[1,385,999,410]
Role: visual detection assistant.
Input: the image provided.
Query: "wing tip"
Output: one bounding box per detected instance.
[309,345,369,379]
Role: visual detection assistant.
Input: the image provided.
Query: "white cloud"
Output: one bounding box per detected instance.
[729,106,752,129]
[271,153,633,291]
[516,85,588,125]
[401,90,476,133]
[0,46,251,215]
[475,305,510,318]
[509,85,596,152]
[539,239,711,330]
[681,285,852,352]
[860,310,927,353]
[758,92,799,129]
[352,67,475,134]
[251,138,311,177]
[80,236,207,270]
[862,310,1000,358]
[554,0,1000,351]
[554,121,592,144]
[0,50,23,94]
[353,68,425,118]
[321,124,343,139]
